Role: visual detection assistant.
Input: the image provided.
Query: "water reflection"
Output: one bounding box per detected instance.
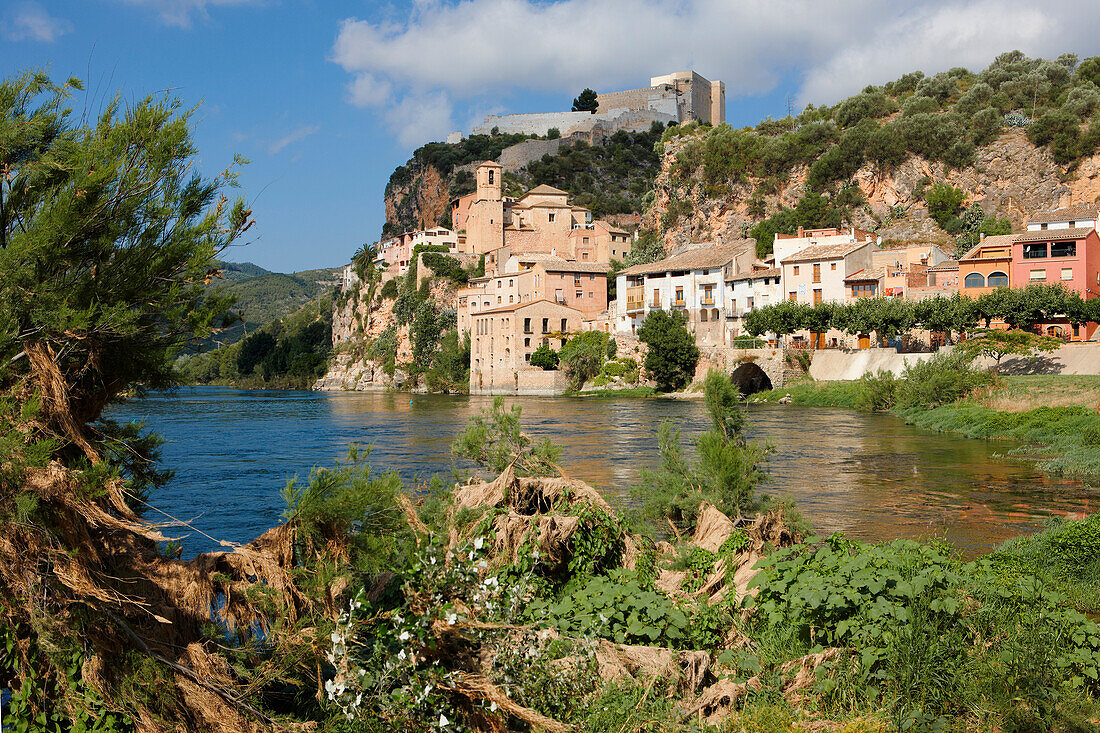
[105,388,1097,559]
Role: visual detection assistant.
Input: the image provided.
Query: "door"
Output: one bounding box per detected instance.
[858,334,870,350]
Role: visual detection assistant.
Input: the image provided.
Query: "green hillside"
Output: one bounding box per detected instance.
[202,262,340,349]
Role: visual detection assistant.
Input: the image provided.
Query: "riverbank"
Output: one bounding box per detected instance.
[758,375,1100,481]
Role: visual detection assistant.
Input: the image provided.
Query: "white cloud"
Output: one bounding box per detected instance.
[120,0,260,28]
[384,92,454,149]
[3,2,72,42]
[269,124,320,154]
[331,0,1100,145]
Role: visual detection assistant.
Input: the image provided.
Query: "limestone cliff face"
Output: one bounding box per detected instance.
[316,275,457,392]
[648,129,1100,251]
[384,162,452,235]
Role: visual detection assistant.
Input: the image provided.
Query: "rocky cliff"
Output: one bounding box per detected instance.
[648,128,1100,253]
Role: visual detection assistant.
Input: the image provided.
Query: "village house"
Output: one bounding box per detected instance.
[726,267,781,340]
[568,220,634,263]
[958,234,1014,296]
[457,254,609,334]
[1025,203,1099,232]
[909,259,960,300]
[378,227,458,275]
[781,240,873,306]
[773,227,879,267]
[1010,227,1100,340]
[469,299,585,394]
[615,241,754,345]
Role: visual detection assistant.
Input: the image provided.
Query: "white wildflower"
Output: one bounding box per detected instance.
[439,713,450,727]
[399,631,410,642]
[473,537,484,551]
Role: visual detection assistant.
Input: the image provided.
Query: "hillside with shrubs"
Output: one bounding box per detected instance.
[649,51,1100,257]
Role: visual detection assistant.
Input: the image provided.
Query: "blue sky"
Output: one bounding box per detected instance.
[3,1,1099,273]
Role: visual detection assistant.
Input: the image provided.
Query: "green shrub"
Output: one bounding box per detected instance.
[637,310,699,392]
[856,369,898,411]
[559,331,609,389]
[530,343,559,370]
[895,351,990,409]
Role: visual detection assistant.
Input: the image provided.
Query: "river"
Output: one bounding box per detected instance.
[103,387,1099,559]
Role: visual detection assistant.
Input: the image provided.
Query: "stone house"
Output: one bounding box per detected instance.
[469,299,584,394]
[1025,204,1099,232]
[615,241,753,346]
[726,267,781,340]
[773,227,879,267]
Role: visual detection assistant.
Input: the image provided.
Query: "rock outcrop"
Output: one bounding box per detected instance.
[649,128,1100,252]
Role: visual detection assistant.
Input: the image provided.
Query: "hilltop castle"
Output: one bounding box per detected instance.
[460,71,725,139]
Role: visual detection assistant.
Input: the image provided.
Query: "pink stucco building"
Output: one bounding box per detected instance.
[1010,227,1100,340]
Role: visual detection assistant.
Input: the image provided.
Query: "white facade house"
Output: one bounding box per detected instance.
[773,227,880,268]
[1026,204,1099,232]
[615,241,754,346]
[726,267,781,338]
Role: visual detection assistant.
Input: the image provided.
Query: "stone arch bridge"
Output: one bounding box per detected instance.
[695,347,796,395]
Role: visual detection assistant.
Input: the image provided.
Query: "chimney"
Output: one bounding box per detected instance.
[980,232,985,242]
[797,226,804,237]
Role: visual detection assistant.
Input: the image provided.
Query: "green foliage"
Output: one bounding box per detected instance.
[856,369,899,411]
[924,181,968,231]
[894,351,992,409]
[572,88,599,113]
[621,229,666,267]
[424,328,469,393]
[515,128,664,218]
[751,534,1100,729]
[530,343,559,370]
[452,397,561,477]
[366,325,398,376]
[636,310,699,392]
[956,328,1062,375]
[379,278,398,300]
[632,371,768,531]
[0,70,251,447]
[749,191,847,257]
[533,571,689,646]
[559,331,609,390]
[281,445,409,573]
[568,508,626,579]
[419,251,469,285]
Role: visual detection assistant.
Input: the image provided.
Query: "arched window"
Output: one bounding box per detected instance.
[987,271,1009,288]
[700,309,708,322]
[964,273,985,288]
[712,308,720,321]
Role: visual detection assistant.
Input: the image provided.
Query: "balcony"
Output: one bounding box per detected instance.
[649,300,662,309]
[701,297,715,306]
[625,286,644,312]
[673,298,686,307]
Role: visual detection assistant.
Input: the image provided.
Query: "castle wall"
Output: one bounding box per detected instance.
[472,106,677,138]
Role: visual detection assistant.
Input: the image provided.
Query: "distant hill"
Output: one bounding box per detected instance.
[202,261,341,350]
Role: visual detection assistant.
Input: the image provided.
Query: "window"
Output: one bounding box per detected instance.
[987,271,1009,287]
[813,288,822,305]
[964,273,985,288]
[793,265,800,275]
[542,318,549,333]
[851,283,876,297]
[524,337,530,347]
[1023,243,1047,259]
[1040,222,1048,230]
[929,273,937,286]
[561,318,568,331]
[488,169,494,184]
[831,263,836,271]
[582,237,589,243]
[576,291,582,299]
[508,279,513,286]
[588,291,593,298]
[700,309,708,322]
[1030,269,1047,281]
[574,275,581,285]
[1051,241,1077,258]
[1062,267,1074,280]
[582,252,589,260]
[746,296,754,310]
[675,287,684,304]
[702,269,709,275]
[525,353,531,362]
[497,296,501,304]
[509,295,514,302]
[548,213,555,223]
[1070,221,1076,228]
[788,291,797,301]
[523,317,532,333]
[813,263,821,283]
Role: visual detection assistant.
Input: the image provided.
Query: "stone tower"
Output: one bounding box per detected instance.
[467,161,504,254]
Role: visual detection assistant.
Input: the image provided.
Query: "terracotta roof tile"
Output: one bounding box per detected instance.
[782,240,872,263]
[727,266,780,282]
[844,268,885,282]
[620,241,751,276]
[925,259,959,272]
[958,234,1016,261]
[1012,227,1095,243]
[1026,204,1098,224]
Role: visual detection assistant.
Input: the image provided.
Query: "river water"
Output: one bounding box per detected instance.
[104,387,1099,559]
